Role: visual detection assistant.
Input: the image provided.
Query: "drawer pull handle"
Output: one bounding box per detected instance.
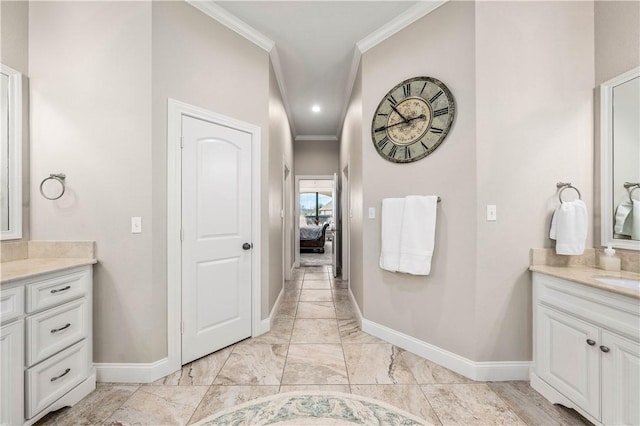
[50,368,71,382]
[586,339,596,346]
[51,323,71,333]
[600,345,610,353]
[51,286,71,294]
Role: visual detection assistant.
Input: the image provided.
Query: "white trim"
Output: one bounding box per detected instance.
[185,1,274,52]
[167,99,262,379]
[600,66,640,251]
[335,47,361,138]
[361,318,531,382]
[95,359,173,384]
[294,174,335,267]
[295,135,338,142]
[348,288,362,327]
[270,47,298,138]
[1,64,22,241]
[356,1,449,53]
[283,159,293,281]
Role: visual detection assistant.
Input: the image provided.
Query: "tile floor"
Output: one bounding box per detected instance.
[37,265,592,425]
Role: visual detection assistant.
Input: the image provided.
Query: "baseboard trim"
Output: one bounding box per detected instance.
[95,357,175,384]
[361,318,531,382]
[347,288,363,327]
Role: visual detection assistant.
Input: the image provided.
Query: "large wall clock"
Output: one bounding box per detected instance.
[371,76,455,163]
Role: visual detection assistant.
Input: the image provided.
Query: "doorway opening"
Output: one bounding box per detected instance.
[296,177,335,267]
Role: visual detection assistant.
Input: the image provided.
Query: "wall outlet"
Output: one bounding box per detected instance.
[368,207,376,219]
[486,205,497,221]
[131,217,142,233]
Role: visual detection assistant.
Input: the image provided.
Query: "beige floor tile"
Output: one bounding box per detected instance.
[350,384,442,425]
[299,289,333,302]
[151,346,234,386]
[214,344,287,385]
[291,318,341,343]
[422,383,526,425]
[280,384,351,393]
[240,318,294,345]
[488,381,592,426]
[274,299,298,318]
[332,280,349,289]
[104,385,207,426]
[296,301,336,318]
[302,279,332,289]
[332,289,350,298]
[35,383,139,426]
[338,318,385,344]
[281,289,301,302]
[343,344,416,385]
[335,299,357,319]
[282,344,349,385]
[400,351,474,384]
[188,385,279,424]
[304,272,331,280]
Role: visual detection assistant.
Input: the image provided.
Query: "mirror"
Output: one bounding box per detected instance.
[600,66,640,250]
[0,64,22,240]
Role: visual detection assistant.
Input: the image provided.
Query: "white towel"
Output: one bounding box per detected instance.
[614,200,633,236]
[632,200,640,240]
[398,195,438,275]
[380,198,405,272]
[549,200,588,255]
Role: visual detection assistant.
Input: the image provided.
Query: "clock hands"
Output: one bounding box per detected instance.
[374,114,426,133]
[390,104,409,123]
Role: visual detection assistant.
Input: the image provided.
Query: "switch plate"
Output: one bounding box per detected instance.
[486,205,497,221]
[368,207,376,219]
[131,217,142,233]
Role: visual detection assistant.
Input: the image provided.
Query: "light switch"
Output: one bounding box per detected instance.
[368,207,376,219]
[131,217,142,233]
[486,205,497,221]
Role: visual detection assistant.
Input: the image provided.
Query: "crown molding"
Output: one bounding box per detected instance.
[186,1,275,52]
[357,1,448,53]
[270,46,299,137]
[295,135,338,142]
[334,46,362,138]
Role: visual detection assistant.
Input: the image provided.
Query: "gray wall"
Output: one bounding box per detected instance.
[351,0,596,362]
[29,1,274,364]
[294,139,340,176]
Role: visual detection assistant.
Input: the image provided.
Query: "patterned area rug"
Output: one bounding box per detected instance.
[193,391,426,425]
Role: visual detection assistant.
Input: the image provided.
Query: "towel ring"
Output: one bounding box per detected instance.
[40,173,66,200]
[557,182,581,203]
[625,182,640,202]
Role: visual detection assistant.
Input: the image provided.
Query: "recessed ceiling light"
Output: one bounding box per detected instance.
[311,105,321,113]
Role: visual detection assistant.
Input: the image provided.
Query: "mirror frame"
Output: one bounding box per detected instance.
[1,64,22,240]
[600,66,640,251]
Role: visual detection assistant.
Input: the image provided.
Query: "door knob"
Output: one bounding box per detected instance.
[586,339,596,346]
[242,243,253,250]
[600,345,610,353]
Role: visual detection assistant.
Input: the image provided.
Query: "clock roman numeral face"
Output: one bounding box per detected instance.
[371,76,455,163]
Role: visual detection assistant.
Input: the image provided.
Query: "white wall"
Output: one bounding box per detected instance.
[294,139,340,176]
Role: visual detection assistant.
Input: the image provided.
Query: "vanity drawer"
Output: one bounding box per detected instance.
[25,339,89,419]
[26,268,90,313]
[26,299,89,366]
[0,286,24,324]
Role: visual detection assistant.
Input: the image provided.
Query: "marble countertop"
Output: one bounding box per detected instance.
[1,258,97,284]
[530,264,640,300]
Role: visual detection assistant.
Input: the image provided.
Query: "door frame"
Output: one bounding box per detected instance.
[294,174,334,267]
[283,160,292,281]
[166,99,262,371]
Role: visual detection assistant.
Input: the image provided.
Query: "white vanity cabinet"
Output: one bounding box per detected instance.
[0,265,95,425]
[532,272,640,426]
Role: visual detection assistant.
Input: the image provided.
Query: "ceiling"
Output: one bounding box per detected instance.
[190,1,447,141]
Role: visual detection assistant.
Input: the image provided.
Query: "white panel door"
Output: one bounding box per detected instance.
[331,173,340,278]
[181,115,252,364]
[602,331,640,426]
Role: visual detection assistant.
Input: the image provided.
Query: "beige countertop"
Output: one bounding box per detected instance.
[1,258,97,284]
[530,264,640,300]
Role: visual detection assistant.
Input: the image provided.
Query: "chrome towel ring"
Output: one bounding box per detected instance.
[624,182,640,202]
[557,182,581,203]
[40,173,66,200]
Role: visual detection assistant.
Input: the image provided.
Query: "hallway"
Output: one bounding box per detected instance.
[37,266,589,425]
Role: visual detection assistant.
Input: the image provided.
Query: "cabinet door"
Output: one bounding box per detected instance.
[536,305,601,419]
[601,331,640,426]
[1,321,24,426]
